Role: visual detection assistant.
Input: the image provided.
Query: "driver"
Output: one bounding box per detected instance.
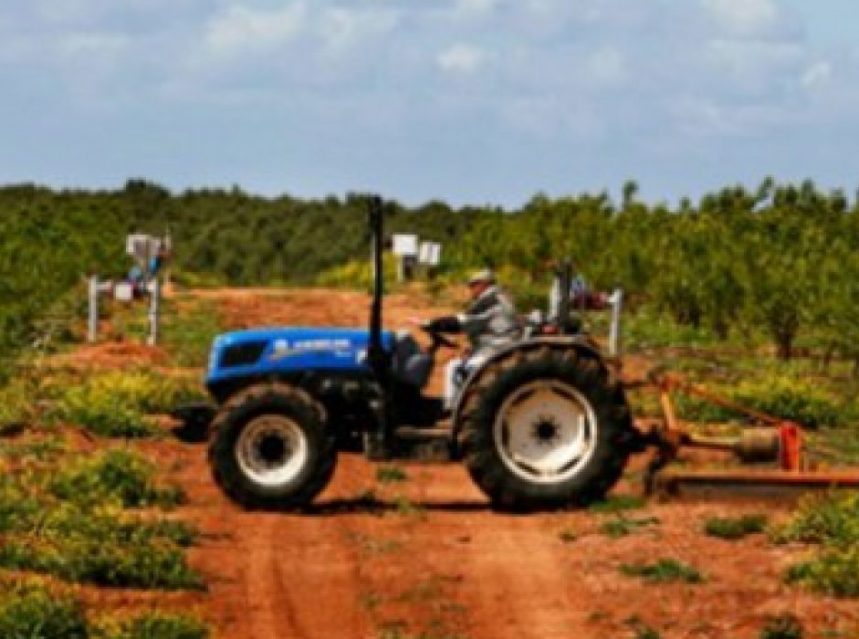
[424,269,520,408]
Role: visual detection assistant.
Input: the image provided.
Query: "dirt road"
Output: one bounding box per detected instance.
[149,289,859,638]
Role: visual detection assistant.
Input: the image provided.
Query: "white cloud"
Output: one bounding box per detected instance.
[801,61,832,89]
[437,43,486,74]
[205,3,306,57]
[702,0,778,35]
[319,7,399,55]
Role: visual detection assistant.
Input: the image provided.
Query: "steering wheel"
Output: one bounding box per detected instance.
[420,324,457,350]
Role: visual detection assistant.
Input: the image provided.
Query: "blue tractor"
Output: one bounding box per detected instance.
[201,198,642,511]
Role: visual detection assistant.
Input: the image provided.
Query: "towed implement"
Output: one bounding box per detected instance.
[181,197,859,511]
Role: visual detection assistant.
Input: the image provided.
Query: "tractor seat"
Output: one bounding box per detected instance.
[392,330,433,389]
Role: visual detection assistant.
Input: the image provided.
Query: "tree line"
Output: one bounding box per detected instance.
[1,178,857,368]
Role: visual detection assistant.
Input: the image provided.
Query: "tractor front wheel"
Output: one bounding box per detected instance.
[208,383,336,510]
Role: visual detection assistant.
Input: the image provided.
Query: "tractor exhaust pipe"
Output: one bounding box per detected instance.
[367,195,386,381]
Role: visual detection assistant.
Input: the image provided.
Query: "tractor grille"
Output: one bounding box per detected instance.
[219,342,266,368]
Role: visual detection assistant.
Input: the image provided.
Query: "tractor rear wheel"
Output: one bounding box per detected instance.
[208,383,336,510]
[459,345,633,511]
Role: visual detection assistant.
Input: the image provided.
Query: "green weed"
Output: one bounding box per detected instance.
[770,493,859,547]
[588,494,646,514]
[50,449,184,509]
[94,611,209,639]
[704,514,767,540]
[785,547,859,598]
[601,516,659,539]
[376,465,408,484]
[760,613,803,639]
[620,558,703,584]
[0,581,87,639]
[160,298,225,368]
[48,370,204,438]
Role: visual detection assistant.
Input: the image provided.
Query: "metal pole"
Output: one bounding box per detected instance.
[88,275,99,343]
[608,288,623,357]
[148,277,160,346]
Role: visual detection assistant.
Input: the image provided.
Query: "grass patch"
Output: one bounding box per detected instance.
[675,375,843,428]
[95,611,209,639]
[785,548,859,598]
[601,516,660,539]
[0,532,202,590]
[588,494,646,514]
[0,580,88,638]
[0,448,200,591]
[620,558,703,584]
[770,492,859,547]
[772,493,859,597]
[704,514,767,540]
[50,449,184,509]
[48,370,204,438]
[376,465,408,484]
[160,298,224,368]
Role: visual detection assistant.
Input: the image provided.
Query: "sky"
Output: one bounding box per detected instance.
[0,0,858,208]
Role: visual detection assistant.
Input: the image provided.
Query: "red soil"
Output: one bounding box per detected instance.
[81,289,859,638]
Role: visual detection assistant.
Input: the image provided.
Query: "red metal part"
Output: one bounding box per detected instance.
[778,422,802,471]
[640,371,859,497]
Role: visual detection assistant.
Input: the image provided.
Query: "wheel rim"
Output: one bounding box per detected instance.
[493,379,599,484]
[235,415,308,488]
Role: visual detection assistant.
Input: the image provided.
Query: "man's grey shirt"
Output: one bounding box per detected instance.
[457,285,520,351]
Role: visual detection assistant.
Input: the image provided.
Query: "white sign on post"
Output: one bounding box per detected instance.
[419,242,441,266]
[392,234,418,257]
[126,234,164,263]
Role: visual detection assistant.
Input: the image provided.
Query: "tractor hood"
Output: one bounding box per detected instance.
[206,326,394,386]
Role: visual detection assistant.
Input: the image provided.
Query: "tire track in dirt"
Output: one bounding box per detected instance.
[460,520,587,639]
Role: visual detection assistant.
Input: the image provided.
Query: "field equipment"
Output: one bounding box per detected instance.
[640,372,859,497]
[189,196,858,511]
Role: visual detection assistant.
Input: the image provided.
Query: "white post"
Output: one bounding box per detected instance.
[148,277,160,346]
[88,275,99,343]
[608,288,624,358]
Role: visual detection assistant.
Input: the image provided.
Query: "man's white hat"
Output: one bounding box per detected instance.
[467,268,496,286]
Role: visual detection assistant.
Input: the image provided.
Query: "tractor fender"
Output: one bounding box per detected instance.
[450,336,605,443]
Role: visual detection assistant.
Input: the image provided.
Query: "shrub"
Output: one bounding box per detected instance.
[704,514,767,540]
[760,612,803,639]
[95,612,209,639]
[774,493,859,597]
[0,581,88,639]
[50,449,184,509]
[770,492,859,547]
[48,370,204,438]
[160,299,224,368]
[676,376,841,428]
[785,547,859,598]
[620,559,703,584]
[0,535,203,590]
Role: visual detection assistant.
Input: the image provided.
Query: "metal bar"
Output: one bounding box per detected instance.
[608,288,623,357]
[659,389,681,434]
[147,277,160,346]
[88,275,98,343]
[658,469,859,494]
[657,374,785,427]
